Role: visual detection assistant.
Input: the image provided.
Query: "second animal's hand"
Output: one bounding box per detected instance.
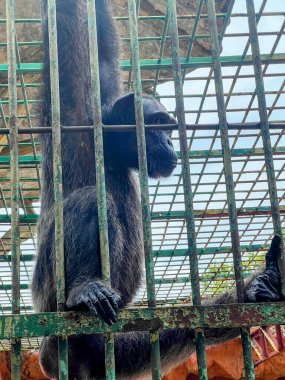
[245,234,282,302]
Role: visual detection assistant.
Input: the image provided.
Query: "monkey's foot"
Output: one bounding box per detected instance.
[67,281,121,325]
[246,234,282,302]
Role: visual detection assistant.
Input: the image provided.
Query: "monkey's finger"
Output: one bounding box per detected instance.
[110,290,122,309]
[100,287,120,312]
[89,291,117,325]
[87,292,113,325]
[96,291,118,324]
[80,294,98,318]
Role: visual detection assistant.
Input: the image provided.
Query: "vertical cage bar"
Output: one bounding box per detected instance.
[167,1,207,379]
[128,0,162,378]
[6,0,21,378]
[47,0,68,379]
[205,1,255,378]
[246,0,285,297]
[86,1,115,378]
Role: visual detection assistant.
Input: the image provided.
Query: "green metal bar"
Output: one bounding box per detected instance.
[14,35,41,191]
[87,1,115,378]
[11,340,21,378]
[152,244,271,258]
[150,331,161,380]
[182,0,204,78]
[0,122,284,137]
[0,271,262,290]
[0,303,285,338]
[47,0,68,378]
[0,18,42,23]
[0,204,284,224]
[168,1,208,379]
[115,13,228,22]
[0,243,271,263]
[152,206,285,220]
[152,8,170,96]
[105,334,115,380]
[58,336,68,378]
[205,1,255,378]
[6,0,21,378]
[121,53,285,70]
[128,0,155,315]
[87,0,111,285]
[246,0,285,298]
[128,0,161,378]
[0,53,284,73]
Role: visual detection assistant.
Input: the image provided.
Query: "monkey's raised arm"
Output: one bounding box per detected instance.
[39,0,123,210]
[41,0,121,126]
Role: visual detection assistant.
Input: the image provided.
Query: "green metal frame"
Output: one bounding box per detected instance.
[1,0,285,379]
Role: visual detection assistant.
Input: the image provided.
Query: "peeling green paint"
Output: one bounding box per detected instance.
[128,0,162,376]
[6,0,21,378]
[205,0,255,377]
[168,1,207,378]
[86,1,115,378]
[47,0,68,378]
[0,303,284,339]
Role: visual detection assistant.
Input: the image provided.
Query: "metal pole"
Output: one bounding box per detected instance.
[87,1,115,378]
[47,0,68,378]
[205,0,255,378]
[128,0,162,378]
[167,1,208,379]
[6,0,21,378]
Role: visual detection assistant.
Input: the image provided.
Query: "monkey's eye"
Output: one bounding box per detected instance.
[150,111,170,125]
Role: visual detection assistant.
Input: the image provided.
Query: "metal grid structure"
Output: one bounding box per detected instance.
[0,0,284,379]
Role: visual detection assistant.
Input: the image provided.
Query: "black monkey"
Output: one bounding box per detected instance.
[32,0,283,379]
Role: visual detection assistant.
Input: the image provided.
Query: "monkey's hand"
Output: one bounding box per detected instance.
[245,234,282,302]
[66,281,122,325]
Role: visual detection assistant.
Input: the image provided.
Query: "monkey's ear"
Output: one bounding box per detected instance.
[112,93,136,124]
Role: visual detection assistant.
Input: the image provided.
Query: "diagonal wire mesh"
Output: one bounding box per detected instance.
[0,0,284,352]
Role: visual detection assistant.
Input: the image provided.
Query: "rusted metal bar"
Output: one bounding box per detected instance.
[6,0,21,378]
[0,122,284,135]
[0,303,285,339]
[87,1,115,378]
[47,0,68,378]
[205,1,255,378]
[168,1,207,379]
[128,0,161,378]
[246,0,285,298]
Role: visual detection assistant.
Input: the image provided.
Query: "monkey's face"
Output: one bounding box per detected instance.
[109,93,178,178]
[143,97,178,178]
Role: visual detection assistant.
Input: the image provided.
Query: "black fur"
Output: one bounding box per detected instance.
[32,1,283,379]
